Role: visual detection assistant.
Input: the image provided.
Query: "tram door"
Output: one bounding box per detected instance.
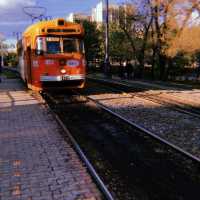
[26,46,32,85]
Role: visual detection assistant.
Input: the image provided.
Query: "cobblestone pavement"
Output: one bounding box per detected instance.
[0,78,102,200]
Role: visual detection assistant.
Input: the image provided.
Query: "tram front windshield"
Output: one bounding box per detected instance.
[46,37,81,54]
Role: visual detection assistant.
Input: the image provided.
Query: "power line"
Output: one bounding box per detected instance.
[23,6,52,23]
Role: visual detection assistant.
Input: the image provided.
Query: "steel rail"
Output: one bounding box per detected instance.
[87,76,200,118]
[42,92,115,200]
[135,94,200,118]
[73,88,200,164]
[44,88,200,199]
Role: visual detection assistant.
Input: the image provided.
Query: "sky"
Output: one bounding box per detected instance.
[0,0,124,42]
[2,0,198,45]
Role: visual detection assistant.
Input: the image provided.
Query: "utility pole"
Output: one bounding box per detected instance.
[104,0,111,77]
[1,51,3,67]
[0,40,4,68]
[13,32,21,41]
[0,33,4,82]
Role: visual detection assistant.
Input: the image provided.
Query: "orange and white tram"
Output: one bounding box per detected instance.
[17,18,86,91]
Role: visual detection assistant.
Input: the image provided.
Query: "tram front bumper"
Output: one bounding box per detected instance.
[41,74,85,82]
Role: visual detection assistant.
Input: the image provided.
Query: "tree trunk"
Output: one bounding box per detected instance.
[165,58,172,80]
[138,16,154,79]
[158,54,166,80]
[151,46,157,80]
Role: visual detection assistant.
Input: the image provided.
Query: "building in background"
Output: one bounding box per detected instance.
[108,4,120,23]
[92,1,119,24]
[66,13,91,22]
[91,1,104,23]
[119,3,135,18]
[0,39,17,67]
[66,1,135,25]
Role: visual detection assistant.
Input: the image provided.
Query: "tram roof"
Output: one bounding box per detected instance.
[23,18,84,37]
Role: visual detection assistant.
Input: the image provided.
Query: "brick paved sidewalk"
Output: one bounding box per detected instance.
[0,78,102,200]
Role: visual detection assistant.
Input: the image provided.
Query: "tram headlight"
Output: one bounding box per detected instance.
[60,69,66,74]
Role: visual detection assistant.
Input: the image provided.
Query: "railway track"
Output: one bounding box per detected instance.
[87,76,200,118]
[84,78,200,159]
[41,91,114,200]
[42,89,200,200]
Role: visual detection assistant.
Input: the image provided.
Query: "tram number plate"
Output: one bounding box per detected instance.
[62,75,69,80]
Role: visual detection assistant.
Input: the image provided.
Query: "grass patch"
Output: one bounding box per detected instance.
[1,70,19,79]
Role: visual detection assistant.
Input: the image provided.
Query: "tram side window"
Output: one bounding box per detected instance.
[63,39,78,53]
[36,37,44,55]
[46,41,61,54]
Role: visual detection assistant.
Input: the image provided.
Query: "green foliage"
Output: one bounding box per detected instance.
[109,23,133,61]
[2,70,18,79]
[81,20,103,62]
[5,53,18,67]
[169,53,191,76]
[75,1,200,80]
